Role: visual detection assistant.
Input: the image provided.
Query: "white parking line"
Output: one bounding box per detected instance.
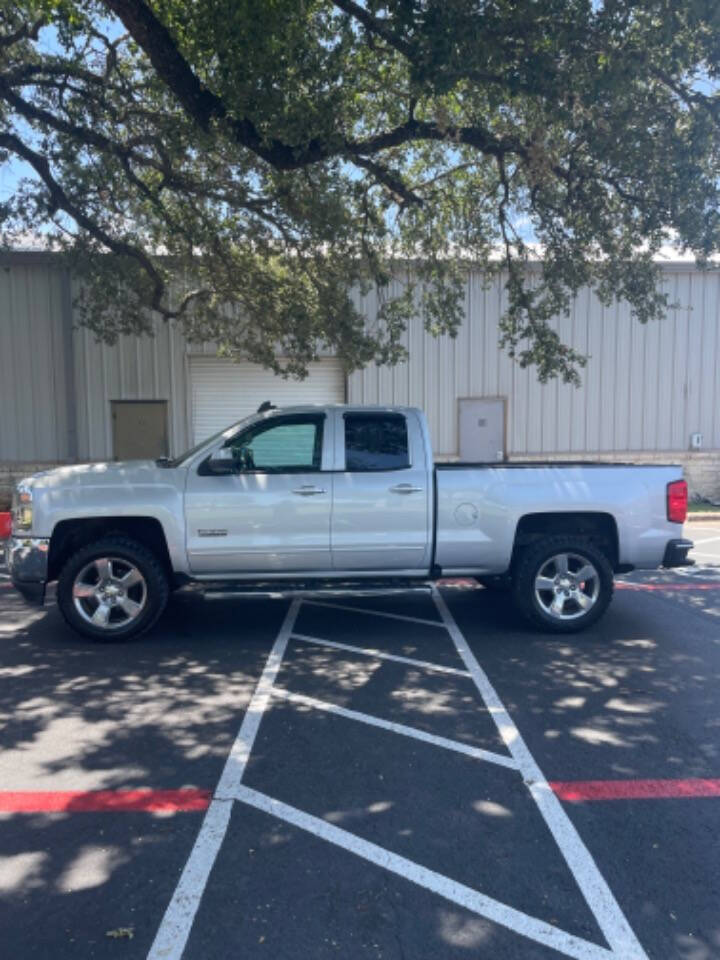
[271,685,519,771]
[146,800,232,960]
[147,599,302,960]
[291,632,472,677]
[235,785,617,960]
[691,535,720,545]
[305,599,446,628]
[431,587,648,960]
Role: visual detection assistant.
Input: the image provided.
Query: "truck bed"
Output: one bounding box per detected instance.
[434,461,683,575]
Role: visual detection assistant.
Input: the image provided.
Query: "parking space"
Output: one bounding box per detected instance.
[1,549,719,959]
[147,590,642,960]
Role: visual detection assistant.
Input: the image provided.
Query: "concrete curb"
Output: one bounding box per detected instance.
[687,512,720,522]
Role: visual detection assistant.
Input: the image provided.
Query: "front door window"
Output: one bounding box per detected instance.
[226,417,323,472]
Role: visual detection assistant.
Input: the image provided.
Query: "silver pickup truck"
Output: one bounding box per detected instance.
[8,404,692,639]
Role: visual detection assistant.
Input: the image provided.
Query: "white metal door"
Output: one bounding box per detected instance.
[458,398,506,461]
[190,357,345,444]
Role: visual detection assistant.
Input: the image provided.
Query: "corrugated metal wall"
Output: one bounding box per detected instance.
[348,267,720,457]
[72,317,190,460]
[1,255,719,461]
[0,255,74,460]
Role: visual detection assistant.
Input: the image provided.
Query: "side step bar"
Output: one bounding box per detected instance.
[195,579,437,601]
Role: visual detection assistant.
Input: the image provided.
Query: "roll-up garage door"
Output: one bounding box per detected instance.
[189,357,346,444]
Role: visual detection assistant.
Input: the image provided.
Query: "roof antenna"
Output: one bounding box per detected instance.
[257,401,276,413]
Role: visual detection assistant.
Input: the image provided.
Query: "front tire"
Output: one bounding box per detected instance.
[512,536,614,633]
[57,536,169,641]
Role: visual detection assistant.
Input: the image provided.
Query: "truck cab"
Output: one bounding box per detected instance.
[185,406,433,576]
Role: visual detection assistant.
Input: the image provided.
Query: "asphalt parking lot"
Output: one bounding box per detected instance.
[1,526,719,960]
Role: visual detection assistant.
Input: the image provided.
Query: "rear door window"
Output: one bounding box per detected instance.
[344,413,410,471]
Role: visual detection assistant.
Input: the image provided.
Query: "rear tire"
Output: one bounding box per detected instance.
[512,535,614,633]
[57,536,169,641]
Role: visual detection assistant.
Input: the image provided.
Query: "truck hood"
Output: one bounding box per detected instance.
[22,460,178,491]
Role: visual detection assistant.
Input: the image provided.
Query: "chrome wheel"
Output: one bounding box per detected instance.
[533,552,600,621]
[72,556,147,630]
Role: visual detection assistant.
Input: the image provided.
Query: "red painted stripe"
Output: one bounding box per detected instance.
[616,581,720,591]
[551,779,720,803]
[0,512,11,539]
[0,788,211,813]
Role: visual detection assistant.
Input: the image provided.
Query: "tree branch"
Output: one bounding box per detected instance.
[0,76,191,188]
[0,17,44,50]
[651,64,720,127]
[348,116,525,160]
[0,75,142,161]
[349,154,421,206]
[103,0,333,168]
[1,72,289,222]
[101,0,523,172]
[332,0,414,59]
[0,130,207,320]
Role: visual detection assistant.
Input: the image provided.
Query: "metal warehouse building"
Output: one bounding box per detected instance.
[1,250,719,503]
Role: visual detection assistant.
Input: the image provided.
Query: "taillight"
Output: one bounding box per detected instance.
[667,480,688,523]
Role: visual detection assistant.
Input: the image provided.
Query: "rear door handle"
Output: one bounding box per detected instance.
[390,483,423,494]
[292,485,327,496]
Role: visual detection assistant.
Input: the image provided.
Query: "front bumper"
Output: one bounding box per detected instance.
[661,538,694,568]
[7,536,50,605]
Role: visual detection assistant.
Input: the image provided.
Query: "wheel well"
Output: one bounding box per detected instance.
[48,517,172,581]
[511,512,619,571]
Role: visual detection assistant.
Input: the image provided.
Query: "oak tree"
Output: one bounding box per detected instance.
[2,0,720,381]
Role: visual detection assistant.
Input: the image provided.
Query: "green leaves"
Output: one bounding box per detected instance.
[1,0,719,383]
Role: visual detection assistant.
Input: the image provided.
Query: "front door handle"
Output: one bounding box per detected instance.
[390,483,423,494]
[292,485,327,496]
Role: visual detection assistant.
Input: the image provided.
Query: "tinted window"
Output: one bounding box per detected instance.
[225,416,323,472]
[345,414,410,471]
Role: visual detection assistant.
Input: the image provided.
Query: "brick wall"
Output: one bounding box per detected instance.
[504,450,720,502]
[680,453,720,502]
[433,450,720,502]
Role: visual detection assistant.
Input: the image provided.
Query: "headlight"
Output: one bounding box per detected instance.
[11,483,33,532]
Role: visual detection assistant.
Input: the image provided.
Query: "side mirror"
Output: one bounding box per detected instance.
[207,447,236,474]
